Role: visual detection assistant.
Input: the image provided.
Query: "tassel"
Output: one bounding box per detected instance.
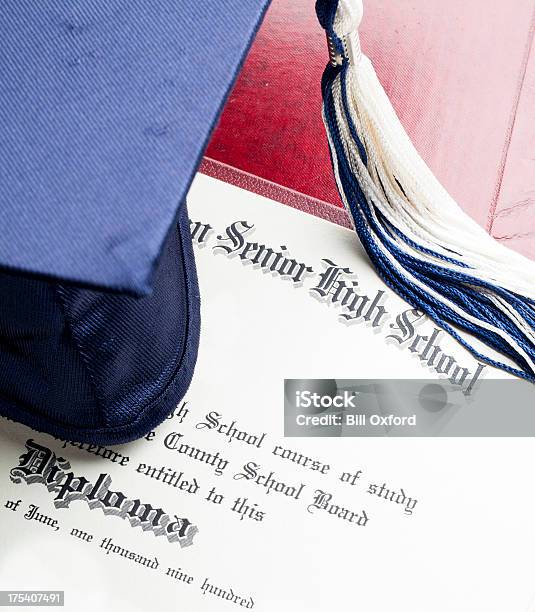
[316,0,535,381]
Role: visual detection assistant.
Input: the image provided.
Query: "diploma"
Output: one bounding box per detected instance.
[1,174,534,612]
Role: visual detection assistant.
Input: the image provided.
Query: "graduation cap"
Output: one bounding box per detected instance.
[0,1,269,444]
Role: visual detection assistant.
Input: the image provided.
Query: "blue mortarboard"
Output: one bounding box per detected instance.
[0,1,269,443]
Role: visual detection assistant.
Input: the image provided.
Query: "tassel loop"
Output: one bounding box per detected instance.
[332,0,363,36]
[333,0,363,66]
[318,0,362,67]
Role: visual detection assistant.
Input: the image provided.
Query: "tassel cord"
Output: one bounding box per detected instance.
[347,62,535,289]
[322,62,535,380]
[340,69,535,295]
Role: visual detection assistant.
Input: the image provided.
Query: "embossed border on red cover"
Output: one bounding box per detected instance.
[200,157,351,229]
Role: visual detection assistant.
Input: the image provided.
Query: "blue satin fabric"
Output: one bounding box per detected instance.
[0,0,269,442]
[0,0,269,293]
[0,205,200,445]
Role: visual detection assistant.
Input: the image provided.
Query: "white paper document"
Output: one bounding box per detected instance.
[1,174,535,611]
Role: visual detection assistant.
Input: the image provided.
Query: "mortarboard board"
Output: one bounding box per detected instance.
[0,1,270,443]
